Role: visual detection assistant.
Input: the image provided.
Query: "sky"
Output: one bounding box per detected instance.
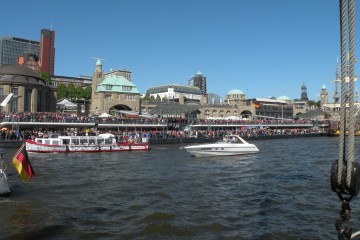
[1,0,357,101]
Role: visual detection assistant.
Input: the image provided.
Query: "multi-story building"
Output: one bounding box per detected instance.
[0,28,55,75]
[40,28,55,75]
[0,37,40,66]
[90,59,141,114]
[188,71,207,95]
[146,84,204,104]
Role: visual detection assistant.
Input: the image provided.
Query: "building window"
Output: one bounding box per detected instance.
[126,95,135,101]
[105,85,112,90]
[122,86,132,91]
[24,88,32,112]
[10,87,18,112]
[105,94,111,101]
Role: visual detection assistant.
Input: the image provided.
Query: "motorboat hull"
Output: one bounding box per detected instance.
[183,135,259,157]
[0,168,10,195]
[184,144,259,157]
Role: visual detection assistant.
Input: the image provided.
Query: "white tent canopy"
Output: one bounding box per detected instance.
[57,98,77,109]
[57,99,77,107]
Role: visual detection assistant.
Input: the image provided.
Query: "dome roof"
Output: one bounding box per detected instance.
[277,95,291,101]
[0,64,41,79]
[0,64,45,86]
[227,89,244,95]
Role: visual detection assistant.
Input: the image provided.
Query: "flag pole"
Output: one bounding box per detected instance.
[4,143,24,171]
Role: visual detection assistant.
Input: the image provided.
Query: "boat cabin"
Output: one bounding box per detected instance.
[35,134,117,146]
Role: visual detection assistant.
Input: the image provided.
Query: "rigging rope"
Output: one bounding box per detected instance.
[332,1,359,239]
[337,0,347,189]
[346,0,355,190]
[336,0,356,194]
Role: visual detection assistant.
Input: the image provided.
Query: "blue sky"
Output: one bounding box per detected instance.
[1,0,357,101]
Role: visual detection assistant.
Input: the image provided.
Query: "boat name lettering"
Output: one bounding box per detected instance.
[200,148,212,151]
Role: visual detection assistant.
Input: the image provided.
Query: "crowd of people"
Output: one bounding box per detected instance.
[0,112,326,141]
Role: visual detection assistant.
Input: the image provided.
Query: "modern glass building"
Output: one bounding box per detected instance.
[0,37,40,66]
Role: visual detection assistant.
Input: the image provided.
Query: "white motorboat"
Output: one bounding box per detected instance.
[0,151,10,195]
[183,135,259,157]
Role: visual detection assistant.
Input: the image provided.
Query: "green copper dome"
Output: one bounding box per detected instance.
[227,89,244,95]
[277,95,291,101]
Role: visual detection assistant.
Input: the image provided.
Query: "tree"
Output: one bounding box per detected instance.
[40,71,52,84]
[84,86,92,100]
[141,93,152,101]
[207,93,222,104]
[57,83,67,99]
[307,100,317,109]
[67,83,77,99]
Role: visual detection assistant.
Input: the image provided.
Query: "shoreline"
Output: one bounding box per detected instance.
[0,133,327,148]
[149,132,327,144]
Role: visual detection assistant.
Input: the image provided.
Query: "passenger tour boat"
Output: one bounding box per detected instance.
[25,133,150,153]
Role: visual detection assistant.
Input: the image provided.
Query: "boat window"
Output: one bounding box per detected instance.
[105,138,112,144]
[36,139,43,144]
[80,138,88,145]
[63,139,70,144]
[53,140,60,145]
[89,139,95,145]
[71,139,79,145]
[45,140,51,144]
[97,139,104,145]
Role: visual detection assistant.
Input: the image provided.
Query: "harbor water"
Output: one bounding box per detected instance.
[1,137,359,239]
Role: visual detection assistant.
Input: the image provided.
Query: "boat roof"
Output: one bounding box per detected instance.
[47,133,116,139]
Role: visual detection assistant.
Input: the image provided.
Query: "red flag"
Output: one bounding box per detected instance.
[11,144,35,182]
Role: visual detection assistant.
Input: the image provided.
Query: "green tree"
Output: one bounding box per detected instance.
[84,86,92,100]
[57,83,67,99]
[307,100,317,108]
[75,86,84,99]
[67,83,77,99]
[40,71,52,84]
[141,93,152,101]
[316,100,321,108]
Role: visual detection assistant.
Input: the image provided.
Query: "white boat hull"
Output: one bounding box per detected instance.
[183,135,259,157]
[25,140,149,153]
[0,169,10,195]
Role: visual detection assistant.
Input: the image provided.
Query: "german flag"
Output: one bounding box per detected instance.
[252,101,261,108]
[11,144,35,182]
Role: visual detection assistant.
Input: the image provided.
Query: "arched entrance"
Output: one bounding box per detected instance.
[240,110,252,119]
[109,104,132,115]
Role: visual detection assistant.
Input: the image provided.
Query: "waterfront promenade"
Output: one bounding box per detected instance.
[0,111,327,147]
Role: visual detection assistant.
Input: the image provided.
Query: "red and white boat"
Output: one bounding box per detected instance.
[25,133,150,153]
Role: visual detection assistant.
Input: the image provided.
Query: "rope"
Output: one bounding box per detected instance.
[336,0,356,193]
[346,0,356,189]
[337,0,347,187]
